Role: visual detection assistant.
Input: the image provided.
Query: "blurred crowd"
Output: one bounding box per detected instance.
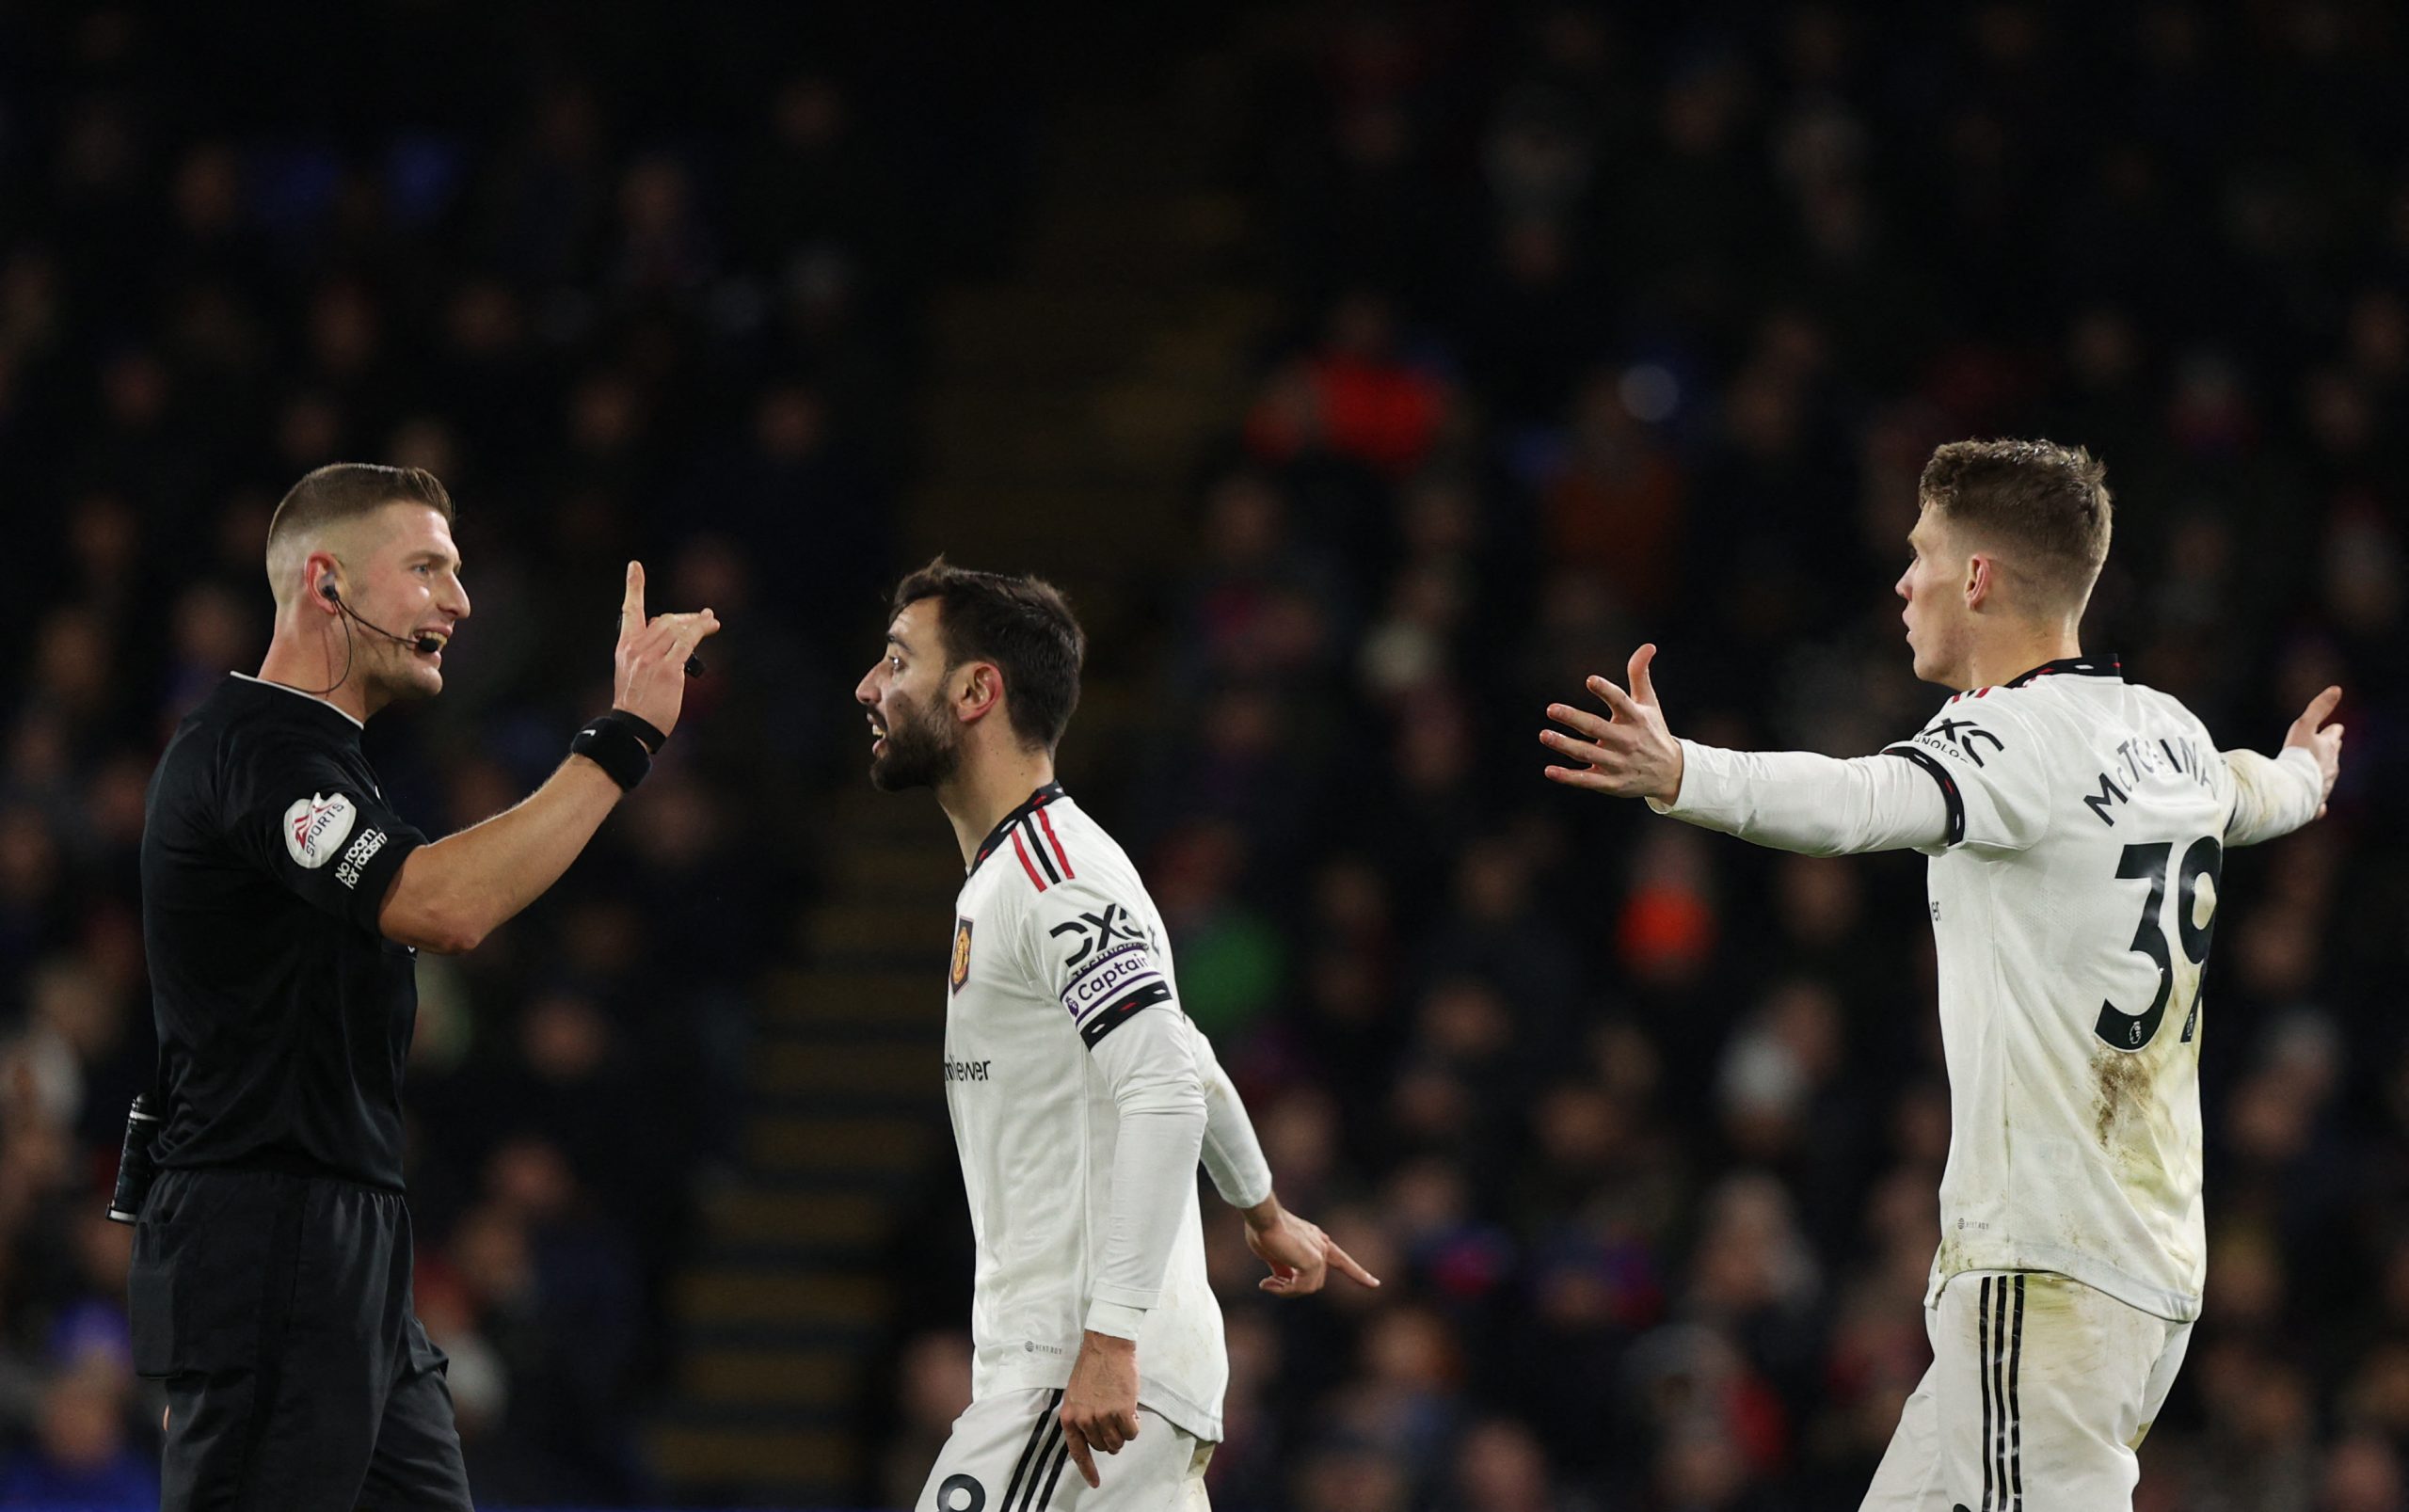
[870,5,2409,1510]
[3,1,2408,1509]
[0,4,1029,1503]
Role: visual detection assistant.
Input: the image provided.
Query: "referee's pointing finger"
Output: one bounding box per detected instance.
[624,560,646,629]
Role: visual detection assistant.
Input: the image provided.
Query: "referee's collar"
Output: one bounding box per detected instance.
[969,782,1067,876]
[230,671,366,730]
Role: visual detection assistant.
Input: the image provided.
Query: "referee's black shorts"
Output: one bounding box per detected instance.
[128,1167,473,1512]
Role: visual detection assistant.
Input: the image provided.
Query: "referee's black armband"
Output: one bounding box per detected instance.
[571,709,668,792]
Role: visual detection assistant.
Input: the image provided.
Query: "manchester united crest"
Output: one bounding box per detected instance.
[949,915,974,994]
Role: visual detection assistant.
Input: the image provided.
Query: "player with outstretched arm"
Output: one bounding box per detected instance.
[1540,440,2342,1512]
[858,559,1378,1511]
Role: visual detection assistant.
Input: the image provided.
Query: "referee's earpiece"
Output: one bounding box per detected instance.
[321,579,339,603]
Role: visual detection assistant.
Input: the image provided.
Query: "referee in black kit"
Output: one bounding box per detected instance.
[130,462,719,1509]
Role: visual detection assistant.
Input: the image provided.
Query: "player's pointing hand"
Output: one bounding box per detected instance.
[2283,684,2345,818]
[1061,1331,1141,1489]
[1541,643,1687,804]
[1244,1198,1381,1296]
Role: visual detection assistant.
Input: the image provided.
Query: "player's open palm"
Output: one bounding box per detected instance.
[1542,644,1685,804]
[614,560,720,738]
[2284,684,2345,818]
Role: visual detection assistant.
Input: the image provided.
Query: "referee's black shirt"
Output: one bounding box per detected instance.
[140,674,429,1189]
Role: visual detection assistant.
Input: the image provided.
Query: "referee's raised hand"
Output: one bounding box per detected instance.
[614,561,720,737]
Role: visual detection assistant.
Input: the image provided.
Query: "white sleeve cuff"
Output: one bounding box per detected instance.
[2225,744,2325,847]
[1083,1299,1148,1340]
[1645,739,1713,818]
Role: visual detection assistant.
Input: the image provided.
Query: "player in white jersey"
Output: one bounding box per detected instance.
[1537,440,2344,1511]
[857,559,1378,1511]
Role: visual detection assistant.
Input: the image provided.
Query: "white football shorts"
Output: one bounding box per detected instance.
[1861,1269,2193,1512]
[917,1388,1214,1512]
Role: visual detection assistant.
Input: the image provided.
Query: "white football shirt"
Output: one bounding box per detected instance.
[1885,655,2241,1321]
[942,785,1228,1440]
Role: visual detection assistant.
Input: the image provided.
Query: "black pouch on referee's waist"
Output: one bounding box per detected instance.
[105,1093,163,1224]
[127,1171,288,1378]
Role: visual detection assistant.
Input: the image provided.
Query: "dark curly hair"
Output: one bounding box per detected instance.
[890,556,1086,752]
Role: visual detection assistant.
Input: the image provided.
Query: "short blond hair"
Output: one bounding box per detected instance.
[1919,438,2112,612]
[264,463,454,603]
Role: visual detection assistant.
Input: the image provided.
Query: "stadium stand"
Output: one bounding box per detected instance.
[0,5,2404,1511]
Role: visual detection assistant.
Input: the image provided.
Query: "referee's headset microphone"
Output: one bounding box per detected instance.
[321,579,443,655]
[273,576,439,698]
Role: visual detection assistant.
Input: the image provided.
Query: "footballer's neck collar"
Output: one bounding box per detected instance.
[2001,653,2123,690]
[968,782,1068,876]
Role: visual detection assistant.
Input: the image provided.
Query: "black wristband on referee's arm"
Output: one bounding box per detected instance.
[571,709,668,792]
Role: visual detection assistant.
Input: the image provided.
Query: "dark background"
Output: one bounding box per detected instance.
[0,3,2402,1509]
